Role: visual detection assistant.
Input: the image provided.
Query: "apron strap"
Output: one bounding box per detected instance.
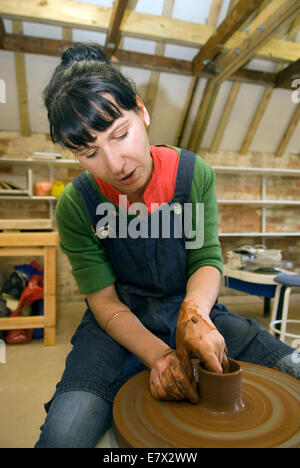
[173,148,196,204]
[72,172,100,226]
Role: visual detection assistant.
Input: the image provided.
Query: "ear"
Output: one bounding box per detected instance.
[136,95,150,127]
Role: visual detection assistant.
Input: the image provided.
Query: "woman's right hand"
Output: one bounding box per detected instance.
[149,348,199,404]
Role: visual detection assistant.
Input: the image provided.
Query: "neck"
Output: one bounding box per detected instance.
[127,153,154,205]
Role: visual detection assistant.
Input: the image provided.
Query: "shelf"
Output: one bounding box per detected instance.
[0,232,59,346]
[0,195,58,200]
[213,166,300,177]
[219,232,300,237]
[1,159,300,175]
[0,157,76,167]
[0,190,29,196]
[218,200,300,206]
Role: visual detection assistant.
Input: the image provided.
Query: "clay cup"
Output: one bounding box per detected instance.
[198,358,244,413]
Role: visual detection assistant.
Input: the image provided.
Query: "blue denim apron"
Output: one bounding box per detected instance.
[47,148,291,408]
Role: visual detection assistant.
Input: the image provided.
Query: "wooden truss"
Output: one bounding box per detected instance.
[0,0,299,155]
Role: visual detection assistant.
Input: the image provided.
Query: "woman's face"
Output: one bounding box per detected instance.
[74,97,152,201]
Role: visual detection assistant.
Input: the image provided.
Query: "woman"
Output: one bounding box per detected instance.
[35,43,298,448]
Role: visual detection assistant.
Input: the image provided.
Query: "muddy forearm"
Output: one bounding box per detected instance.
[185,266,221,318]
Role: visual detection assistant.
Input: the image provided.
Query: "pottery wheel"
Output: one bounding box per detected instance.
[113,362,300,448]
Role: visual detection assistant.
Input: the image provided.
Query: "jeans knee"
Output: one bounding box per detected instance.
[35,391,113,448]
[273,353,300,380]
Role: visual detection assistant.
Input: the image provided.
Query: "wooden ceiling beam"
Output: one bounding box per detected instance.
[212,0,300,84]
[207,1,270,154]
[0,0,300,64]
[207,0,224,27]
[0,17,5,48]
[144,0,175,116]
[275,104,300,157]
[240,17,300,155]
[192,0,265,76]
[12,21,30,137]
[275,58,300,89]
[187,0,227,152]
[2,32,286,90]
[105,0,129,54]
[2,33,191,75]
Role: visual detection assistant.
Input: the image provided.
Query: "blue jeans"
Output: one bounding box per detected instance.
[35,391,113,448]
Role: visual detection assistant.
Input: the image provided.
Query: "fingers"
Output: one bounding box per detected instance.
[150,353,200,404]
[150,368,185,401]
[222,346,230,374]
[201,351,223,374]
[170,365,200,404]
[176,345,193,381]
[196,330,228,374]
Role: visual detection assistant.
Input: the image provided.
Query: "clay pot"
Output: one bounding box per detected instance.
[198,358,244,413]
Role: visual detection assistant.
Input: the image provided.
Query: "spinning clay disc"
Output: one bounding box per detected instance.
[113,361,300,448]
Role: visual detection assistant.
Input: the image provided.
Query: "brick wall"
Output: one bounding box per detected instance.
[0,131,299,300]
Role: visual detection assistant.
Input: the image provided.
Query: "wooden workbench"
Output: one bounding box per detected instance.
[0,232,59,346]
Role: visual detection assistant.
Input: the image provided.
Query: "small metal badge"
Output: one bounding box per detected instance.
[173,203,182,215]
[95,224,113,239]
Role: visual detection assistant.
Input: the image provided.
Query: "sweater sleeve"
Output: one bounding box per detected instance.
[186,155,223,277]
[55,181,117,294]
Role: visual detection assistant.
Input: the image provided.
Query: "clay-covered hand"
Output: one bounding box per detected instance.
[149,348,200,404]
[176,299,229,376]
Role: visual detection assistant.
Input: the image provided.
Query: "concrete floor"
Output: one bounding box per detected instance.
[0,298,299,448]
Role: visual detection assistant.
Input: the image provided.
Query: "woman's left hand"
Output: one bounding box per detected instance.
[149,348,200,404]
[176,299,229,377]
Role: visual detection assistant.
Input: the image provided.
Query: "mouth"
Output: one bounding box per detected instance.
[119,169,137,184]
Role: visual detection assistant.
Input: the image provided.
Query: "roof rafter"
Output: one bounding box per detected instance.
[144,0,175,116]
[211,0,300,84]
[275,104,300,157]
[275,58,300,89]
[105,0,129,54]
[0,17,5,48]
[0,0,300,64]
[189,0,300,153]
[240,17,300,155]
[207,1,270,154]
[177,0,224,148]
[192,0,265,76]
[12,20,30,137]
[2,32,287,90]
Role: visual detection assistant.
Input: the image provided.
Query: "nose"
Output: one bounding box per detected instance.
[104,147,125,175]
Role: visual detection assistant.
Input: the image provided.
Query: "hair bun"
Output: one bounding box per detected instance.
[61,43,110,68]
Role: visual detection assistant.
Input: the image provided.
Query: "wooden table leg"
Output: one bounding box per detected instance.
[43,246,56,346]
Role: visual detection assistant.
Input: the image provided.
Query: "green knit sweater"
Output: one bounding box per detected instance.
[55,148,223,294]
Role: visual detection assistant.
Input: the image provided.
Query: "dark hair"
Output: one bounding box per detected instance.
[43,43,138,150]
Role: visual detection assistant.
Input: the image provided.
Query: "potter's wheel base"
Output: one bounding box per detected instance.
[113,362,300,448]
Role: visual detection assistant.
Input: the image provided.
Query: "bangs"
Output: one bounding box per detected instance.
[50,90,124,150]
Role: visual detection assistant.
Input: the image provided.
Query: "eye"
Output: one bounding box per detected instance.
[115,130,128,141]
[86,150,97,159]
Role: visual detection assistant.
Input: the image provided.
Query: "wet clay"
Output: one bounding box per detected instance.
[176,299,228,374]
[198,358,244,412]
[176,299,216,354]
[151,349,199,403]
[113,361,300,448]
[177,299,215,334]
